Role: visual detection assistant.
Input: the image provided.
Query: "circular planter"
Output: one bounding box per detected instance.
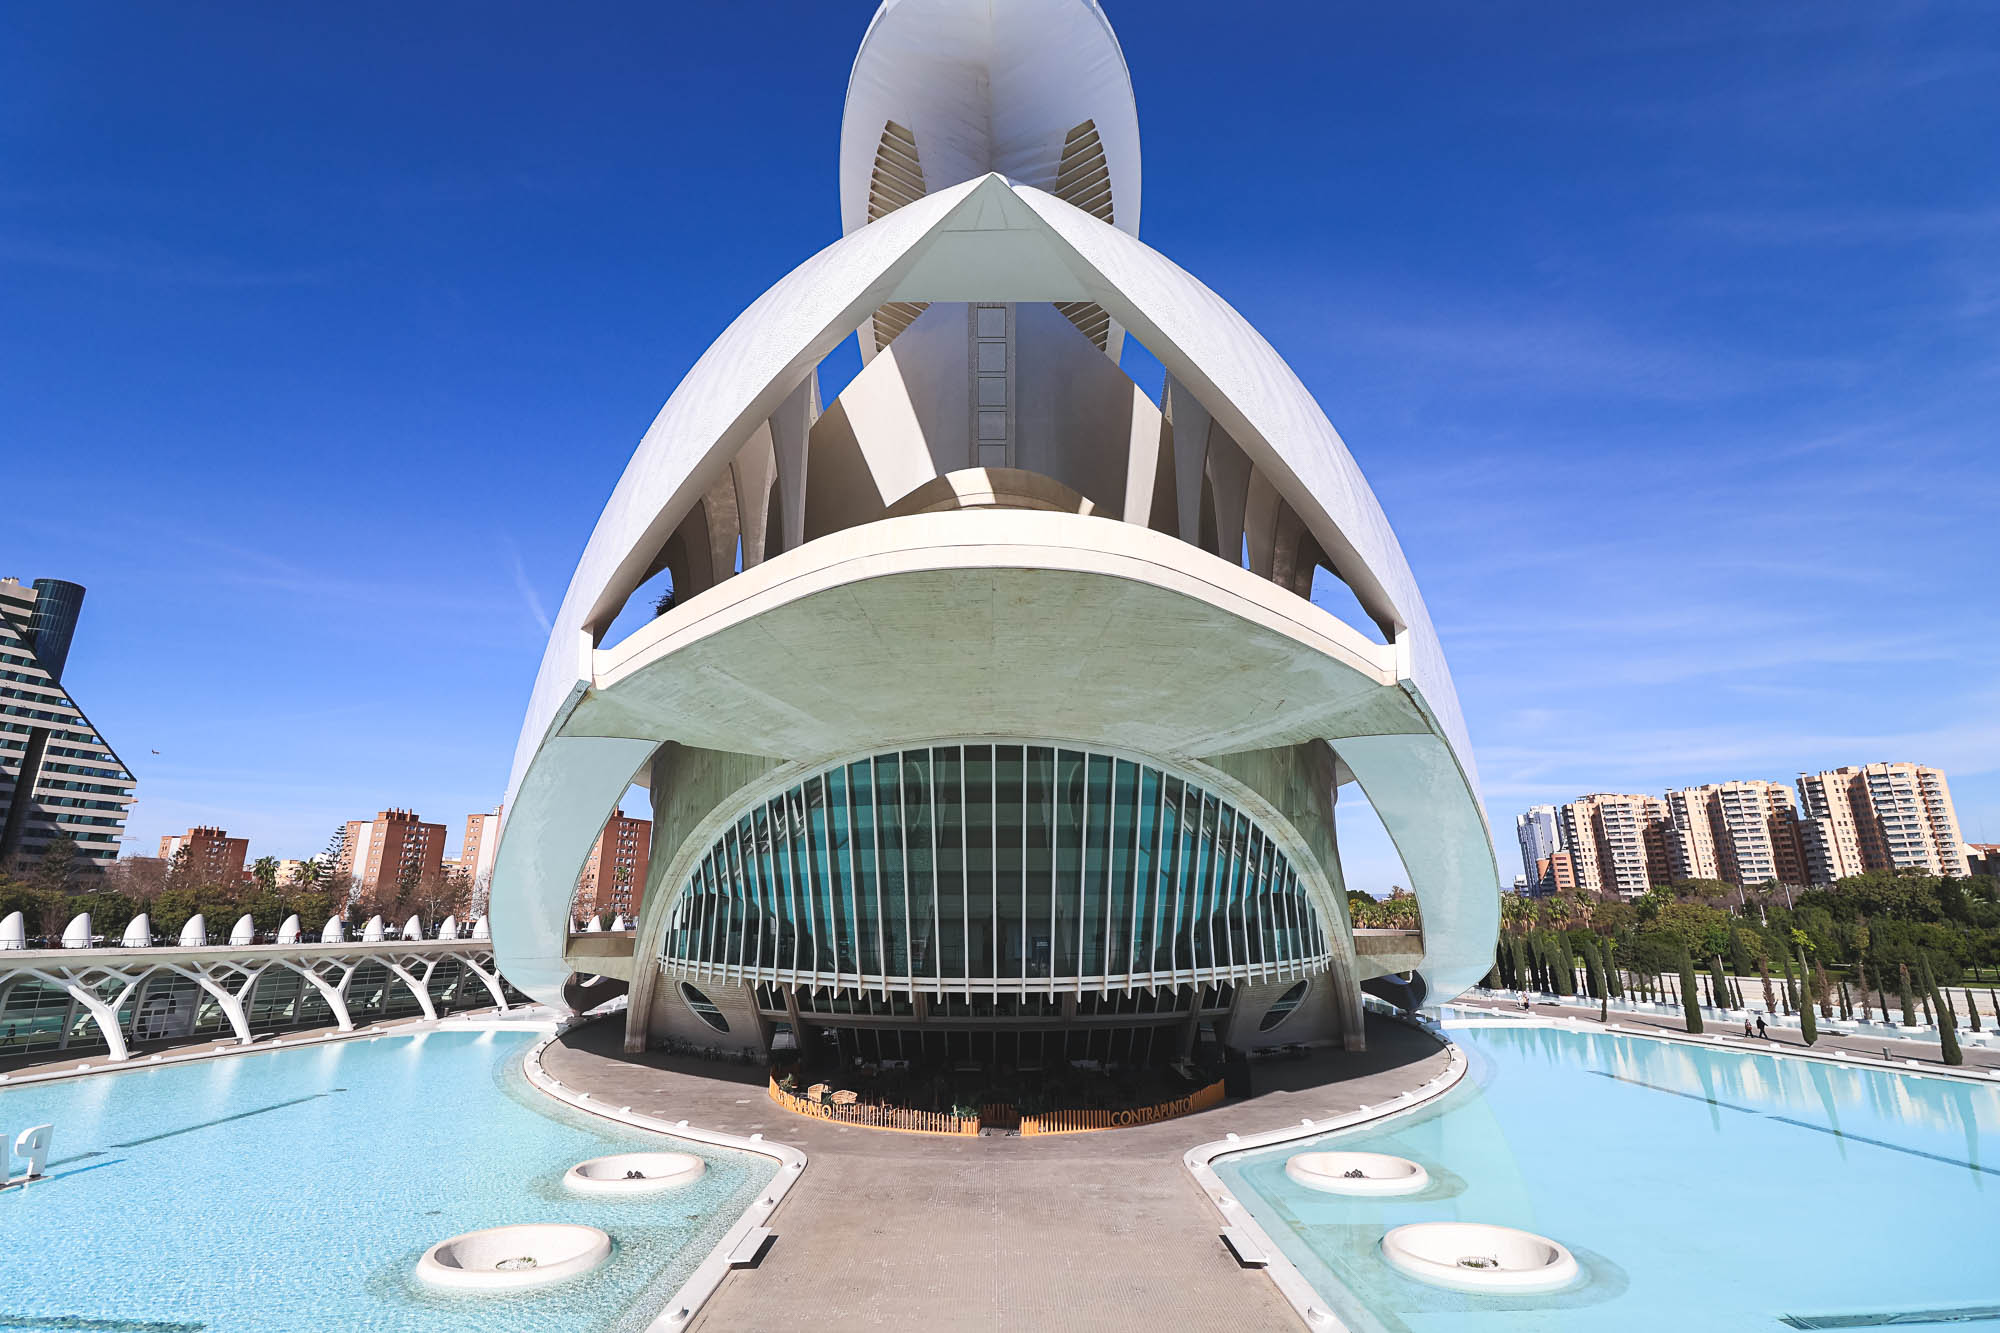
[1381,1222,1579,1294]
[414,1224,612,1291]
[1285,1151,1429,1197]
[562,1151,706,1196]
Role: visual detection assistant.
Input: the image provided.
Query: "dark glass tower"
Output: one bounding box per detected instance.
[27,578,85,683]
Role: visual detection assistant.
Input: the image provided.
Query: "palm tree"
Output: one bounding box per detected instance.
[252,856,279,892]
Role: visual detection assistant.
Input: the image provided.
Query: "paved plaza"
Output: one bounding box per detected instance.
[541,1013,1451,1331]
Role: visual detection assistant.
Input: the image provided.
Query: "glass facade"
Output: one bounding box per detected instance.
[661,744,1332,995]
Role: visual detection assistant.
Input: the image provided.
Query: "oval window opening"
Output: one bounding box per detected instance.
[1259,979,1310,1032]
[680,982,730,1033]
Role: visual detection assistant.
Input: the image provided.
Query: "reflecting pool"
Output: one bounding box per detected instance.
[1219,1020,2000,1331]
[0,1029,774,1332]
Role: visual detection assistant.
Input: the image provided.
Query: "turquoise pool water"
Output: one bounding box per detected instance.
[0,1029,775,1332]
[1219,1020,2000,1331]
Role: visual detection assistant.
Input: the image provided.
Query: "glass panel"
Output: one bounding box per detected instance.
[934,746,964,979]
[1023,746,1053,980]
[963,745,993,978]
[1134,766,1160,975]
[993,744,1023,980]
[903,749,935,979]
[876,753,907,977]
[848,760,879,975]
[1054,750,1084,979]
[1081,753,1112,977]
[1106,759,1136,977]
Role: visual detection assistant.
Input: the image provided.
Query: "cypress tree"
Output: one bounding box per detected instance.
[1797,950,1818,1046]
[1854,957,1871,1022]
[1839,980,1852,1021]
[1816,962,1835,1020]
[1922,989,1934,1027]
[1729,928,1753,979]
[1582,937,1604,1000]
[1918,956,1963,1066]
[1551,935,1575,997]
[1513,934,1532,995]
[1710,955,1732,1013]
[1781,952,1800,1012]
[1759,957,1777,1018]
[1970,990,1984,1035]
[1898,964,1917,1027]
[1678,951,1704,1034]
[1604,939,1624,998]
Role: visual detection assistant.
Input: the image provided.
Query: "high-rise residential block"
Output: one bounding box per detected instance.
[336,808,447,901]
[0,577,136,866]
[459,806,502,903]
[1796,763,1966,883]
[158,826,250,883]
[1558,794,1673,898]
[575,808,651,923]
[1663,781,1806,889]
[1515,805,1559,895]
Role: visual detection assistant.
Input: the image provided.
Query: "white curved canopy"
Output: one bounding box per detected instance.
[276,913,301,944]
[122,913,152,948]
[179,914,207,948]
[0,911,24,951]
[362,915,385,943]
[229,914,256,947]
[321,915,345,944]
[61,912,92,949]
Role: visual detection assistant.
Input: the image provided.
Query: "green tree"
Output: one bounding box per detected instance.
[1853,955,1872,1021]
[1917,955,1962,1066]
[1796,949,1818,1046]
[1710,955,1732,1012]
[252,856,279,892]
[1898,963,1917,1027]
[1678,950,1704,1034]
[1780,952,1799,1013]
[1758,956,1777,1016]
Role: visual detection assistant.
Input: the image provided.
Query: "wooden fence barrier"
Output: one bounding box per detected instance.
[1019,1080,1227,1135]
[767,1078,980,1136]
[768,1077,1228,1137]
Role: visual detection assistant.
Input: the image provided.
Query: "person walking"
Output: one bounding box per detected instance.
[1755,1014,1769,1039]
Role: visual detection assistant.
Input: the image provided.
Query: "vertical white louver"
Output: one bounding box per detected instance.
[868,121,929,352]
[1052,120,1115,350]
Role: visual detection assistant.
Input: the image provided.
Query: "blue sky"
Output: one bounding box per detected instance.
[5,2,1995,890]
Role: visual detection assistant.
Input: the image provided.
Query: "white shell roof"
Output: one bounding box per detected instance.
[840,0,1141,237]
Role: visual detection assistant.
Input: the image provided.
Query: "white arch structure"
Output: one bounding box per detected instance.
[494,0,1497,1056]
[0,939,513,1062]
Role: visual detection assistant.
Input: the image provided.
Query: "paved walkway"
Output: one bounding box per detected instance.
[541,1014,1450,1332]
[1458,996,2000,1072]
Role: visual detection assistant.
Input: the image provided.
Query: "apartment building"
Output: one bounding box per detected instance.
[1558,794,1672,898]
[1515,805,1560,896]
[336,808,447,901]
[458,805,502,913]
[158,826,250,883]
[1797,763,1967,883]
[574,807,651,922]
[1663,781,1806,888]
[0,577,137,866]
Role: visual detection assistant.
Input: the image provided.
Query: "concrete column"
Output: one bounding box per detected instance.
[460,955,510,1012]
[61,979,136,1062]
[283,961,355,1031]
[381,959,439,1021]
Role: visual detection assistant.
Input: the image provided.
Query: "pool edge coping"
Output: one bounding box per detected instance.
[1182,1011,1467,1332]
[521,1020,808,1333]
[1190,1004,2000,1331]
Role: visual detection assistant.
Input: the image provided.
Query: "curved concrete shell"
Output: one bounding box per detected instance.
[494,0,1497,1062]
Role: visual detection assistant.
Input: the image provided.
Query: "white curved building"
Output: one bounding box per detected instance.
[493,0,1497,1067]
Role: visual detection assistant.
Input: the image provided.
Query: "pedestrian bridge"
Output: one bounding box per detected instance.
[0,933,517,1064]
